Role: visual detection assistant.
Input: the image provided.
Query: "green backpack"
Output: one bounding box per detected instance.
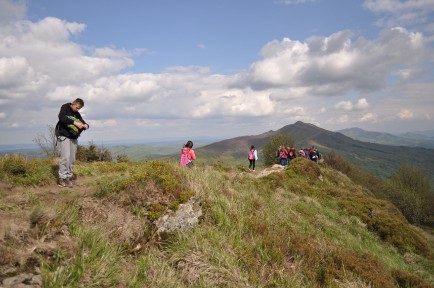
[66,115,83,136]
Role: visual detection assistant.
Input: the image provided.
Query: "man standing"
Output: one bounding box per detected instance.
[56,98,89,187]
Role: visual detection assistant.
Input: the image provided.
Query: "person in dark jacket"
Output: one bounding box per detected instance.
[56,98,89,187]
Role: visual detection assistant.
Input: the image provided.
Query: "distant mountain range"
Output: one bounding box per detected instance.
[338,127,434,149]
[197,121,434,182]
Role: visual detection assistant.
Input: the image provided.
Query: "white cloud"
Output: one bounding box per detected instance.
[363,0,434,28]
[0,0,26,24]
[334,101,353,111]
[0,16,132,88]
[364,0,434,14]
[356,98,369,109]
[0,112,6,119]
[339,115,349,123]
[334,98,369,111]
[248,28,428,96]
[359,112,377,122]
[397,109,414,119]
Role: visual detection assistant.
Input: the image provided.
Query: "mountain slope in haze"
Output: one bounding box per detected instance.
[198,121,434,181]
[339,127,434,149]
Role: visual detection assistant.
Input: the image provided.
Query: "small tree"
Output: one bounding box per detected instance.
[79,141,112,162]
[33,124,60,158]
[116,153,130,163]
[324,150,352,175]
[76,144,86,162]
[387,164,433,225]
[262,133,295,165]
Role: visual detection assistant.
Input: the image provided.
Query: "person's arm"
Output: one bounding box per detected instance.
[189,149,196,160]
[254,150,258,160]
[58,104,74,125]
[76,112,89,129]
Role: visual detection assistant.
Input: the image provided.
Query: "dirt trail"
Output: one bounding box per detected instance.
[0,176,98,285]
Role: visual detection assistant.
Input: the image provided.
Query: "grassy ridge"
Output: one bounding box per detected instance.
[0,155,433,287]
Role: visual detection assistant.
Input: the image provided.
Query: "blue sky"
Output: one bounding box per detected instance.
[0,0,433,145]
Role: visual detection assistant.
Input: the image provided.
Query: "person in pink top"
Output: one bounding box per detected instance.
[180,140,196,167]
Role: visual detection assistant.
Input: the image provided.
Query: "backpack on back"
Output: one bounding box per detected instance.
[248,150,255,160]
[180,149,191,167]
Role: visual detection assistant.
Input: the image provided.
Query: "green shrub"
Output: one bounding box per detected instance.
[386,164,434,226]
[262,133,295,165]
[0,154,55,186]
[287,157,321,180]
[324,150,352,175]
[1,154,29,176]
[392,269,433,288]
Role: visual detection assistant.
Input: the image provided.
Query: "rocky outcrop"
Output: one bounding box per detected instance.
[155,197,202,234]
[1,273,42,288]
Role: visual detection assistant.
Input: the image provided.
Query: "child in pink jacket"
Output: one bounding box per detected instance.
[180,140,196,167]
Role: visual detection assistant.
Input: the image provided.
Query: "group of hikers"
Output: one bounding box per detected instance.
[277,145,321,166]
[178,143,321,170]
[178,143,320,171]
[245,144,320,172]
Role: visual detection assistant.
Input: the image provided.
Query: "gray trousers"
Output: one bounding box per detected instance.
[58,137,77,179]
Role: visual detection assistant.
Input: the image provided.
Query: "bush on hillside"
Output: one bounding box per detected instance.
[94,160,194,221]
[0,154,54,186]
[323,150,352,175]
[386,164,434,226]
[287,157,321,180]
[77,142,112,162]
[262,133,295,165]
[116,153,130,163]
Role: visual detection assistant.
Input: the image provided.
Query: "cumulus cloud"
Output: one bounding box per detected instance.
[356,98,369,109]
[0,0,26,24]
[339,115,349,123]
[334,101,353,111]
[364,0,434,14]
[363,0,434,28]
[334,98,369,111]
[397,109,414,119]
[359,112,377,122]
[0,16,132,88]
[248,28,427,96]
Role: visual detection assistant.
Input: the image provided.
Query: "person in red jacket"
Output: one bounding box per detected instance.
[278,145,288,166]
[180,140,196,167]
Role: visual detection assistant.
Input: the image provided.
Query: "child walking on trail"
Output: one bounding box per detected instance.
[180,140,196,167]
[248,145,258,171]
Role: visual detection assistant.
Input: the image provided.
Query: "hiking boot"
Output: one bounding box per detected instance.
[58,178,72,188]
[67,178,77,186]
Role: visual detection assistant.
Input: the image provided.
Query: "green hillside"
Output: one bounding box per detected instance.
[339,127,434,149]
[197,121,434,185]
[0,156,433,287]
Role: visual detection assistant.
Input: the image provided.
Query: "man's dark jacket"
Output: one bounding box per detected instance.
[56,103,88,139]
